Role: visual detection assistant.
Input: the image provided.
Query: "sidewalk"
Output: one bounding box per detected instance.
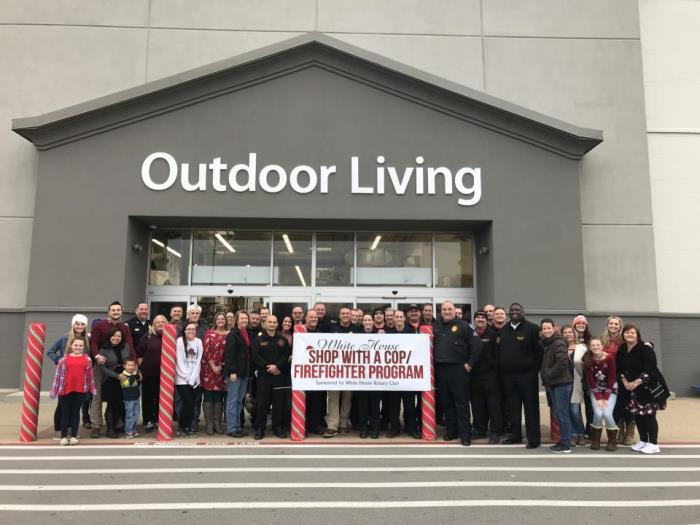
[1,391,698,445]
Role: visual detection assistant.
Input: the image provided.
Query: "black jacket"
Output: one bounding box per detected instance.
[224,328,251,378]
[433,318,482,367]
[334,322,362,334]
[497,320,543,374]
[540,334,573,386]
[125,317,151,348]
[472,326,499,375]
[251,331,291,375]
[616,342,661,383]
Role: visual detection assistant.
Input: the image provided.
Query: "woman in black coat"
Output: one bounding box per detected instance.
[616,323,667,454]
[224,311,252,438]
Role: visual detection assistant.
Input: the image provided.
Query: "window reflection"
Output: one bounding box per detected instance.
[435,234,473,287]
[356,233,432,286]
[316,232,354,286]
[192,231,272,285]
[273,232,312,286]
[149,231,190,285]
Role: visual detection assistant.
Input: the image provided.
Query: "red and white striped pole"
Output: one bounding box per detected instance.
[290,323,307,441]
[419,325,437,441]
[19,323,46,442]
[157,323,178,441]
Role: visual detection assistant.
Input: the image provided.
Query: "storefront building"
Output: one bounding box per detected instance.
[3,3,699,394]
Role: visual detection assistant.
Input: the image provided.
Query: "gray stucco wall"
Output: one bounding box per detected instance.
[25,51,588,313]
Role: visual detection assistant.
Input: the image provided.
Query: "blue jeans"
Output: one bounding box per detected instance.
[226,376,249,433]
[590,391,617,429]
[549,383,573,446]
[569,402,586,437]
[123,399,140,435]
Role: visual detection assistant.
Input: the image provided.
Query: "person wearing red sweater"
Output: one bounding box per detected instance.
[583,337,618,451]
[50,339,96,446]
[88,301,134,438]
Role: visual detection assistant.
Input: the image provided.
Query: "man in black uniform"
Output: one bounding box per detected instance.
[387,310,422,439]
[314,302,336,333]
[125,302,151,348]
[304,310,327,435]
[251,314,291,440]
[434,300,482,446]
[497,303,543,448]
[470,310,503,444]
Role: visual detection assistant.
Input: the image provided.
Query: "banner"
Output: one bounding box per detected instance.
[292,333,430,391]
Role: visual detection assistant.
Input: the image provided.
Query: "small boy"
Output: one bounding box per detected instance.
[120,359,142,438]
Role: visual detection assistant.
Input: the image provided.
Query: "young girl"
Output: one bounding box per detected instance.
[583,337,618,450]
[176,321,203,438]
[49,339,95,446]
[47,314,91,439]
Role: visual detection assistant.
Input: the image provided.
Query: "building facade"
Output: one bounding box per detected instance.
[1,1,698,393]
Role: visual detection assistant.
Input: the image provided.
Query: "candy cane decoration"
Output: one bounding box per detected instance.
[157,323,178,441]
[290,323,307,441]
[419,324,437,441]
[19,323,46,442]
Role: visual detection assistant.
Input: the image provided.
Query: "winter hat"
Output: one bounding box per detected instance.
[71,314,88,327]
[572,314,588,327]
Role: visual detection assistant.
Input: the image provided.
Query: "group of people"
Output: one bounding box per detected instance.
[47,300,668,454]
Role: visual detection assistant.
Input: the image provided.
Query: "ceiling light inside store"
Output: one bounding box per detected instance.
[370,235,382,251]
[152,238,181,258]
[295,265,307,287]
[282,234,294,254]
[215,233,236,253]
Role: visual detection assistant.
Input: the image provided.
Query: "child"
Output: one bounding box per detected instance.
[50,339,96,446]
[583,337,618,451]
[120,359,142,438]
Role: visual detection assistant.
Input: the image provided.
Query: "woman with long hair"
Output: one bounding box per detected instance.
[201,312,229,435]
[224,311,252,438]
[136,314,166,433]
[583,337,618,450]
[616,324,666,454]
[561,325,586,446]
[175,322,203,438]
[99,328,132,438]
[47,314,91,439]
[601,315,636,445]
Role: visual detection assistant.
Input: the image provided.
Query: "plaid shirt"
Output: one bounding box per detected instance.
[50,354,96,398]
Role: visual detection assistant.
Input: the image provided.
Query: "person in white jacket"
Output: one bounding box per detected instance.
[175,322,203,438]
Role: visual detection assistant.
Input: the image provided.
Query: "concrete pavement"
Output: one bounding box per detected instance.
[1,390,698,445]
[1,444,700,524]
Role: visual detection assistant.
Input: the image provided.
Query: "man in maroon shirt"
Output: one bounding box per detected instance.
[89,301,134,437]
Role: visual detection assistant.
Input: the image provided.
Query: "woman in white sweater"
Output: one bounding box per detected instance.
[175,322,203,438]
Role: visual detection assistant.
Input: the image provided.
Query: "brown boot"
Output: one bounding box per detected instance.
[616,420,626,444]
[606,428,618,451]
[624,420,636,446]
[213,401,225,434]
[590,426,603,450]
[203,401,215,435]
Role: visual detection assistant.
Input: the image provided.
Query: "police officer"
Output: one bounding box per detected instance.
[497,303,543,448]
[470,310,503,443]
[125,302,151,348]
[387,310,421,439]
[304,310,327,435]
[251,315,291,440]
[433,301,482,446]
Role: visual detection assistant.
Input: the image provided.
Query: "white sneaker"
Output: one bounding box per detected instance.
[631,441,647,451]
[640,443,660,454]
[69,437,79,446]
[52,432,61,441]
[59,437,69,446]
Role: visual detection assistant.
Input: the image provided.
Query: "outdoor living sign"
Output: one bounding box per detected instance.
[141,152,483,207]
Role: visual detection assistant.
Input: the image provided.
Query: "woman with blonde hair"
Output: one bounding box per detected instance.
[136,314,167,432]
[47,314,91,439]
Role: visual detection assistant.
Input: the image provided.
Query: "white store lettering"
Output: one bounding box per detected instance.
[141,151,482,207]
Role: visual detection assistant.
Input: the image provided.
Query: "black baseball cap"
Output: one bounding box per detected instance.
[407,304,420,311]
[474,310,487,320]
